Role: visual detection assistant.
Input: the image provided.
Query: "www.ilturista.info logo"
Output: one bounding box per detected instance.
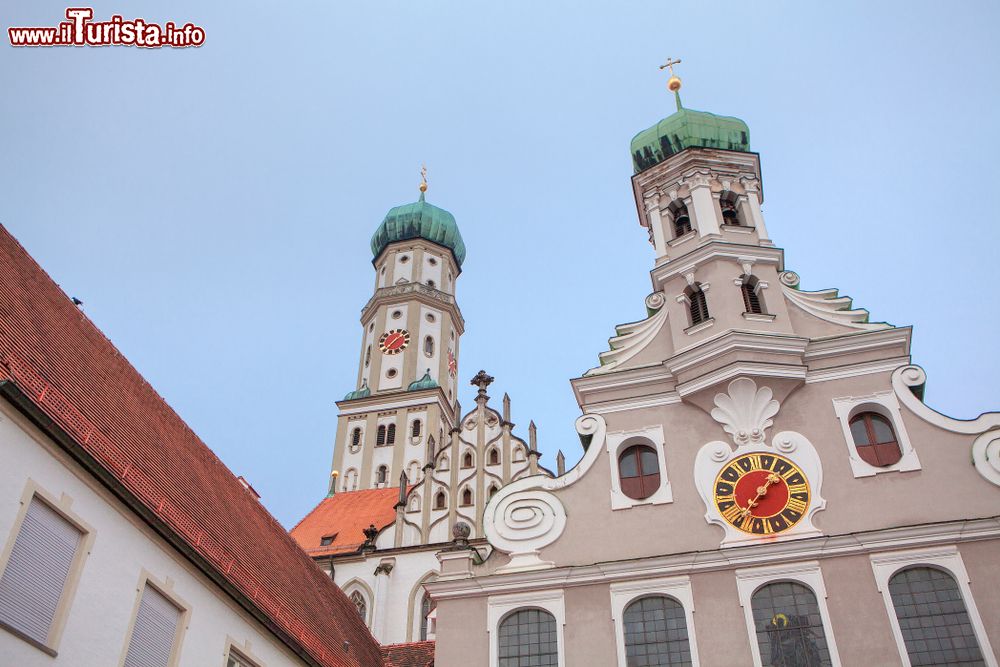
[8,8,205,48]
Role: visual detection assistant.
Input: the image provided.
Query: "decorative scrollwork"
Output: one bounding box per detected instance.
[710,378,780,445]
[779,271,800,288]
[485,489,566,572]
[645,291,666,312]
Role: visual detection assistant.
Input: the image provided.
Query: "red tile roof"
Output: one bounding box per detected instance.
[291,487,402,557]
[381,641,435,667]
[0,225,383,667]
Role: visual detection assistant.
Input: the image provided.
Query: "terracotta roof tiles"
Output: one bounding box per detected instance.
[0,224,384,667]
[291,487,402,557]
[381,641,435,667]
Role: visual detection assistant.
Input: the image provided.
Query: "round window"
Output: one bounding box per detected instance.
[428,257,438,266]
[386,368,398,379]
[399,255,410,264]
[391,310,402,320]
[426,313,436,323]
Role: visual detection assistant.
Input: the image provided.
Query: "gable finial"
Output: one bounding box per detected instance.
[659,57,683,111]
[419,164,428,197]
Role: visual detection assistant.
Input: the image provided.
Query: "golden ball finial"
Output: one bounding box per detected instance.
[419,164,428,193]
[419,181,428,193]
[331,470,340,478]
[667,76,682,92]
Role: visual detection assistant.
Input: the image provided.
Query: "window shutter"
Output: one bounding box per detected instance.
[0,497,82,644]
[123,584,181,667]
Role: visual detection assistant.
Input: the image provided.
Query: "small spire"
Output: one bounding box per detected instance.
[556,450,566,476]
[327,470,339,497]
[502,393,511,422]
[659,57,683,111]
[528,420,537,451]
[397,471,408,506]
[471,370,494,402]
[418,164,428,201]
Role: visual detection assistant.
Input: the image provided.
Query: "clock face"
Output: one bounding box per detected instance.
[378,329,410,355]
[713,453,810,535]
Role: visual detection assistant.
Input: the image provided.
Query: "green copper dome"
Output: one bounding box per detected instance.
[344,380,371,401]
[407,370,439,392]
[370,192,466,267]
[631,95,750,173]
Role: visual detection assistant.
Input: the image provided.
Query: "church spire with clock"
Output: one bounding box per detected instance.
[330,170,466,494]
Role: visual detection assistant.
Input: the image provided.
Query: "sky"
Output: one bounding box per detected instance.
[2,1,998,528]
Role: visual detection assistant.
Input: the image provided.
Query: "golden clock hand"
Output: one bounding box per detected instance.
[738,473,782,518]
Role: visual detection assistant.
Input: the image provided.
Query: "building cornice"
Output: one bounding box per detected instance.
[360,282,466,334]
[336,387,456,426]
[650,240,784,287]
[426,515,1000,600]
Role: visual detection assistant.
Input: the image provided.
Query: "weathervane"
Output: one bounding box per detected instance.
[419,164,428,193]
[659,57,683,110]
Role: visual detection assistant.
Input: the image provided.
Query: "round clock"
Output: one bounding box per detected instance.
[713,453,810,535]
[378,329,410,355]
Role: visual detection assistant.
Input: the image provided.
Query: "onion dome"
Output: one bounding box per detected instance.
[370,191,466,267]
[631,99,750,173]
[407,370,439,392]
[344,380,371,401]
[631,61,750,173]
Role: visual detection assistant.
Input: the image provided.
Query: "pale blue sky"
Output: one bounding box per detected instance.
[2,2,998,527]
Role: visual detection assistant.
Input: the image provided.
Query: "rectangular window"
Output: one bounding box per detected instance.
[227,649,258,667]
[123,584,182,667]
[0,496,83,647]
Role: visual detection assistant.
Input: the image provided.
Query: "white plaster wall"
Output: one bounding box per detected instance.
[417,307,442,384]
[377,305,408,391]
[361,325,375,387]
[331,550,440,645]
[0,403,312,667]
[392,252,413,284]
[419,253,443,289]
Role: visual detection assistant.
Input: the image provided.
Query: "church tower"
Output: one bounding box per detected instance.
[330,171,466,494]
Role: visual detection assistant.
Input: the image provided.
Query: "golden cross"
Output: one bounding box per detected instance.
[659,58,682,76]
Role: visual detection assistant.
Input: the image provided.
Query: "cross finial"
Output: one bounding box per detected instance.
[658,57,684,110]
[419,164,428,193]
[659,57,681,77]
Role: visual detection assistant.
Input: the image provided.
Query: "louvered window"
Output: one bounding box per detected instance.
[673,210,692,237]
[741,276,764,315]
[376,425,386,446]
[123,584,182,667]
[386,423,396,445]
[412,420,422,438]
[0,497,82,646]
[687,286,710,326]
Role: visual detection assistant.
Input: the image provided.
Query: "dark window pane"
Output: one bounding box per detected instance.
[498,609,558,667]
[751,582,832,667]
[619,450,639,478]
[640,450,658,475]
[888,567,985,667]
[869,415,895,444]
[623,596,692,666]
[849,419,871,447]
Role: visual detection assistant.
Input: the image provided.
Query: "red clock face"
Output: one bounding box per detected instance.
[379,329,410,355]
[714,453,810,535]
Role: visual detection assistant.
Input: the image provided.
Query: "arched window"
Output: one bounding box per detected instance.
[427,279,436,288]
[408,494,420,512]
[488,484,499,500]
[720,191,742,226]
[513,447,526,463]
[424,336,434,357]
[350,591,367,623]
[434,491,447,510]
[741,275,764,315]
[623,596,693,666]
[488,448,500,465]
[376,425,387,446]
[751,582,832,667]
[364,345,371,367]
[685,283,710,326]
[849,412,902,467]
[887,567,985,665]
[386,423,396,445]
[438,453,449,471]
[420,592,437,641]
[412,419,422,438]
[408,460,421,483]
[618,444,660,500]
[498,609,558,667]
[669,201,692,238]
[461,487,473,506]
[462,451,474,468]
[375,465,387,485]
[350,427,362,449]
[343,468,358,492]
